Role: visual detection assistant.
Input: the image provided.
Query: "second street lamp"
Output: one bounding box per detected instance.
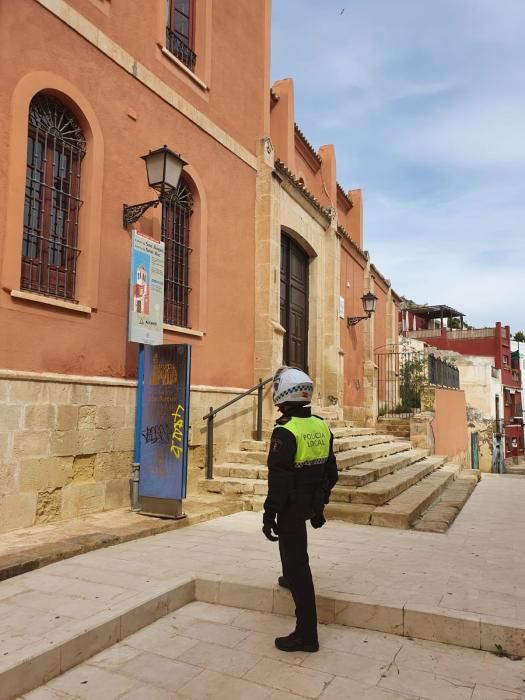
[347,291,378,327]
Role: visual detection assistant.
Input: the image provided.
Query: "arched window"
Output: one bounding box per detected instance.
[22,93,86,300]
[166,0,196,70]
[162,179,193,327]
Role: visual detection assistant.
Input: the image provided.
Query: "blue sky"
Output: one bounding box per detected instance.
[271,0,525,332]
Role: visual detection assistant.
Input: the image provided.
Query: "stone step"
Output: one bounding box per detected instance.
[331,426,376,439]
[336,441,412,470]
[214,463,266,480]
[333,433,398,454]
[412,471,480,533]
[337,449,428,487]
[340,456,447,506]
[504,465,525,475]
[377,417,411,426]
[240,439,267,452]
[334,433,397,452]
[226,449,267,465]
[375,427,410,438]
[326,463,459,528]
[242,495,266,512]
[324,502,377,525]
[370,463,461,529]
[200,476,268,497]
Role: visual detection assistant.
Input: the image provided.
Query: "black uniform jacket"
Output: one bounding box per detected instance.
[263,406,338,517]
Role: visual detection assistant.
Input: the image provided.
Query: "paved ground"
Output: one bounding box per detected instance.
[3,474,525,697]
[20,601,525,700]
[0,494,241,581]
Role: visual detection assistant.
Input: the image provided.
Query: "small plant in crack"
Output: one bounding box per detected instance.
[493,643,522,661]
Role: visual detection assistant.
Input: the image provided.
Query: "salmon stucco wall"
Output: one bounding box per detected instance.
[431,388,469,464]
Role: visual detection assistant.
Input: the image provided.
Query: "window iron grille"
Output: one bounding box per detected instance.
[162,179,193,327]
[22,93,85,301]
[166,0,196,70]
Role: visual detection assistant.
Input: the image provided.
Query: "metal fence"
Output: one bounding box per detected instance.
[376,350,460,417]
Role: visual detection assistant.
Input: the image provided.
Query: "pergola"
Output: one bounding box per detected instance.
[406,304,465,329]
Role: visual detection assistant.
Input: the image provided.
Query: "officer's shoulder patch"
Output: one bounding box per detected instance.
[270,437,283,453]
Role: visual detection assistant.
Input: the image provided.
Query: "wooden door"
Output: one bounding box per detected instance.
[280,233,309,371]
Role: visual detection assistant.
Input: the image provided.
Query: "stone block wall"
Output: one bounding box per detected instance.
[0,372,260,534]
[0,373,136,534]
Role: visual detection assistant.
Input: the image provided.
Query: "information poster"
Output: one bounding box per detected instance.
[129,230,165,345]
[138,344,191,501]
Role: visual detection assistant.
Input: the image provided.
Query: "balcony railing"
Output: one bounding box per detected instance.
[405,329,442,339]
[166,28,196,70]
[406,327,496,340]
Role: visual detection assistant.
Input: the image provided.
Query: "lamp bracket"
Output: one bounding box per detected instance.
[347,314,370,327]
[123,199,161,228]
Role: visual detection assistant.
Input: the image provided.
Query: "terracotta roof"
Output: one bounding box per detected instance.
[336,183,353,209]
[294,123,322,165]
[337,224,366,258]
[275,159,331,221]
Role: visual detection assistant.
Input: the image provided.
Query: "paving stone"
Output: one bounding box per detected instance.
[245,656,333,699]
[178,668,273,700]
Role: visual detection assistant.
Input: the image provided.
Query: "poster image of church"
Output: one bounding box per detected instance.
[132,253,151,316]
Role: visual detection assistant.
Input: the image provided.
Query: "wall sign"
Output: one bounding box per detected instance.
[129,230,165,345]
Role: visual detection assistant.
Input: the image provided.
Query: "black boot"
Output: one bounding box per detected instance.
[275,632,319,653]
[278,576,290,589]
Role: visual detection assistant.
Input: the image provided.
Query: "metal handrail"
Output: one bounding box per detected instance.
[203,376,273,479]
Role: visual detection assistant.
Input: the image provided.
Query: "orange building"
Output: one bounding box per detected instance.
[0,0,399,533]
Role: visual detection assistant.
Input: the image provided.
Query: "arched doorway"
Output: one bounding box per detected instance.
[280,232,309,370]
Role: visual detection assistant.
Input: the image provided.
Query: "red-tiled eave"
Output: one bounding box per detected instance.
[294,123,322,165]
[336,182,353,210]
[275,159,331,221]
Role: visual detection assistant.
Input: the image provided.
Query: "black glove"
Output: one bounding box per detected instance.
[310,513,326,529]
[262,512,279,541]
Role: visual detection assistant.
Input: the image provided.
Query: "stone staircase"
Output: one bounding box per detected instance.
[199,420,479,531]
[375,416,411,439]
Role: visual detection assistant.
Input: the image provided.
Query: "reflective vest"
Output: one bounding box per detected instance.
[278,416,331,469]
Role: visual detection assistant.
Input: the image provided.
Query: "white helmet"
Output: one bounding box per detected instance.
[272,366,314,406]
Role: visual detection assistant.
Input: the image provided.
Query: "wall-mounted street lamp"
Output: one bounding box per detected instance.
[123,145,187,228]
[347,291,378,327]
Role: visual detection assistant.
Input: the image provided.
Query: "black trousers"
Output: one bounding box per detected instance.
[277,492,317,642]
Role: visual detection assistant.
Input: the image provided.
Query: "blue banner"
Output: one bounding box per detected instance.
[138,344,191,500]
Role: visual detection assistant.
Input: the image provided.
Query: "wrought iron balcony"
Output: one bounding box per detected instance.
[166,29,196,71]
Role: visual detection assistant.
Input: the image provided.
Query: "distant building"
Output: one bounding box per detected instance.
[403,309,523,460]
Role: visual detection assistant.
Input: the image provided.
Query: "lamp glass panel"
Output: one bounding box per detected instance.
[144,150,166,189]
[163,153,184,191]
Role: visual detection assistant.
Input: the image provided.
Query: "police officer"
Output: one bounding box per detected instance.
[262,366,338,652]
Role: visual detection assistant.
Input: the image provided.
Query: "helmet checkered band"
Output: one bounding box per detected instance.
[273,366,314,405]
